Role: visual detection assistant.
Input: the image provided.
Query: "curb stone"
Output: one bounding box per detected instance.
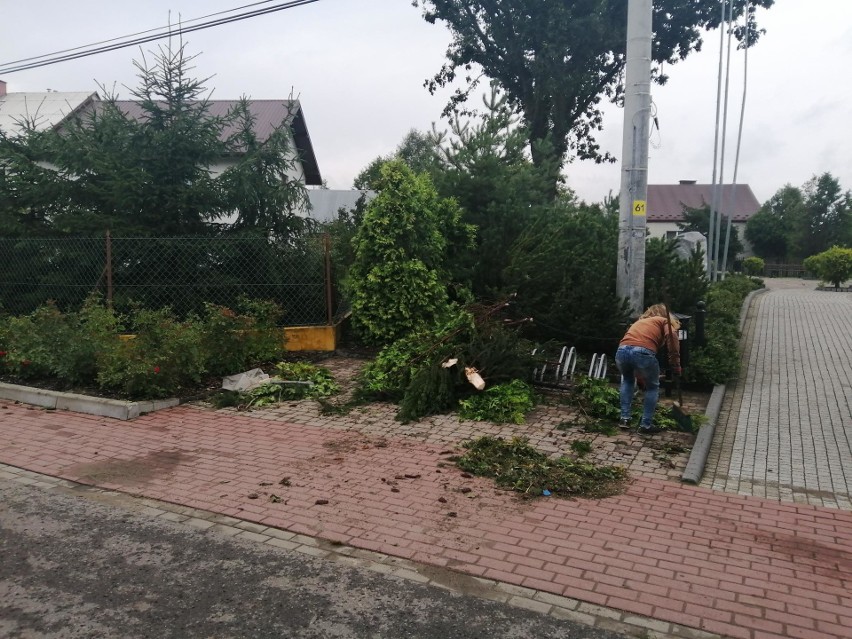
[0,461,726,639]
[0,382,179,420]
[681,285,768,484]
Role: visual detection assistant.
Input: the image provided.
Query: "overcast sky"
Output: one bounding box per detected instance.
[1,0,850,205]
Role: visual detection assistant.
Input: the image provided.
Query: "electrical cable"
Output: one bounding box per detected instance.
[1,0,282,67]
[720,1,751,277]
[0,0,319,75]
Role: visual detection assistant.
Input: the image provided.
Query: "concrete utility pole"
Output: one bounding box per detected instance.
[616,0,653,317]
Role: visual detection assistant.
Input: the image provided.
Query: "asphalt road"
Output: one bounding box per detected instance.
[0,478,628,639]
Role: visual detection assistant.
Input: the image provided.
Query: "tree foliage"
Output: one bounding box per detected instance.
[431,87,556,297]
[0,39,307,238]
[746,175,851,262]
[744,185,800,261]
[644,236,708,315]
[346,160,474,345]
[503,201,629,353]
[417,0,774,194]
[353,129,440,190]
[803,246,852,289]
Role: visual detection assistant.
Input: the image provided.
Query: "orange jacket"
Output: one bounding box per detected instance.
[619,316,681,368]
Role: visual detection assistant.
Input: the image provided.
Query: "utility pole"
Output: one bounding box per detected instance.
[616,0,653,317]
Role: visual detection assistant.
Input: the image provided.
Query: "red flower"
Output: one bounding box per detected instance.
[0,351,6,357]
[153,366,161,374]
[21,359,31,367]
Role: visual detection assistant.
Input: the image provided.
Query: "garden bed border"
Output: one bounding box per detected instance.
[0,382,178,421]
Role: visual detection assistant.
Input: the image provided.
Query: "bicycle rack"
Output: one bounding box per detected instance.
[588,353,608,379]
[532,346,577,386]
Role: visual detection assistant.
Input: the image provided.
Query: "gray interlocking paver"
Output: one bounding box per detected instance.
[701,278,852,508]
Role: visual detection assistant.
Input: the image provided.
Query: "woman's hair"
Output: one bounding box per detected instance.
[640,303,681,330]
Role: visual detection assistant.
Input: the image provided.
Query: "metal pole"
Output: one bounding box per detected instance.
[105,230,113,308]
[616,0,653,316]
[721,0,751,278]
[707,0,728,281]
[713,0,735,279]
[323,232,333,326]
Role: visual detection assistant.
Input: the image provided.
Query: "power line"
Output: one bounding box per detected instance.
[0,0,319,75]
[1,0,283,67]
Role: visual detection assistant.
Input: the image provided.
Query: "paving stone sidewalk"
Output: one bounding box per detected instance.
[2,400,851,639]
[702,279,852,509]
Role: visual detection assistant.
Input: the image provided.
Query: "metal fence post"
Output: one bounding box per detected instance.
[323,233,333,326]
[105,230,113,308]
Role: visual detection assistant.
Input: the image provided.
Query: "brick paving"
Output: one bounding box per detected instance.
[702,279,852,509]
[2,398,852,639]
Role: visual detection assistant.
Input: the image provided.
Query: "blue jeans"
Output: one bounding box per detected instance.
[615,345,660,427]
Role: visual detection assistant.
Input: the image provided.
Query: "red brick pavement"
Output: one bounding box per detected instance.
[2,401,851,639]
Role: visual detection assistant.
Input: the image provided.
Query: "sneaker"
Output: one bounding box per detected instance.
[638,426,662,435]
[618,418,631,430]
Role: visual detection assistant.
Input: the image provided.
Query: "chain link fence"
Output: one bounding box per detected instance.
[0,234,342,326]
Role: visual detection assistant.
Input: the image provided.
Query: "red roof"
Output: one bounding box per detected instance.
[646,183,760,222]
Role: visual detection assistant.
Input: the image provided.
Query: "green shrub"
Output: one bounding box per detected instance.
[683,275,762,386]
[346,160,474,345]
[742,256,765,276]
[803,246,852,288]
[458,379,536,424]
[200,298,284,376]
[97,308,205,398]
[0,298,121,384]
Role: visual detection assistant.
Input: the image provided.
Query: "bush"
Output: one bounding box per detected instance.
[644,237,709,315]
[97,308,206,398]
[0,298,121,384]
[803,246,852,288]
[504,202,630,353]
[346,160,474,345]
[742,256,765,276]
[683,275,762,386]
[200,298,284,376]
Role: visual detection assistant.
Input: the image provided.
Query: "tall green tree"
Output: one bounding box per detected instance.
[417,0,774,195]
[432,87,557,298]
[504,201,629,352]
[745,184,803,261]
[794,173,852,258]
[748,176,852,261]
[644,236,708,314]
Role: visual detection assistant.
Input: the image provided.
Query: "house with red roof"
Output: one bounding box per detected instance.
[646,180,761,256]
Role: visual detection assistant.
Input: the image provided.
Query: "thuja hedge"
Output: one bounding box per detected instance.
[0,297,284,399]
[683,274,763,386]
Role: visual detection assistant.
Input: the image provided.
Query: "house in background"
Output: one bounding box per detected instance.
[0,79,98,134]
[0,80,322,190]
[646,180,761,255]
